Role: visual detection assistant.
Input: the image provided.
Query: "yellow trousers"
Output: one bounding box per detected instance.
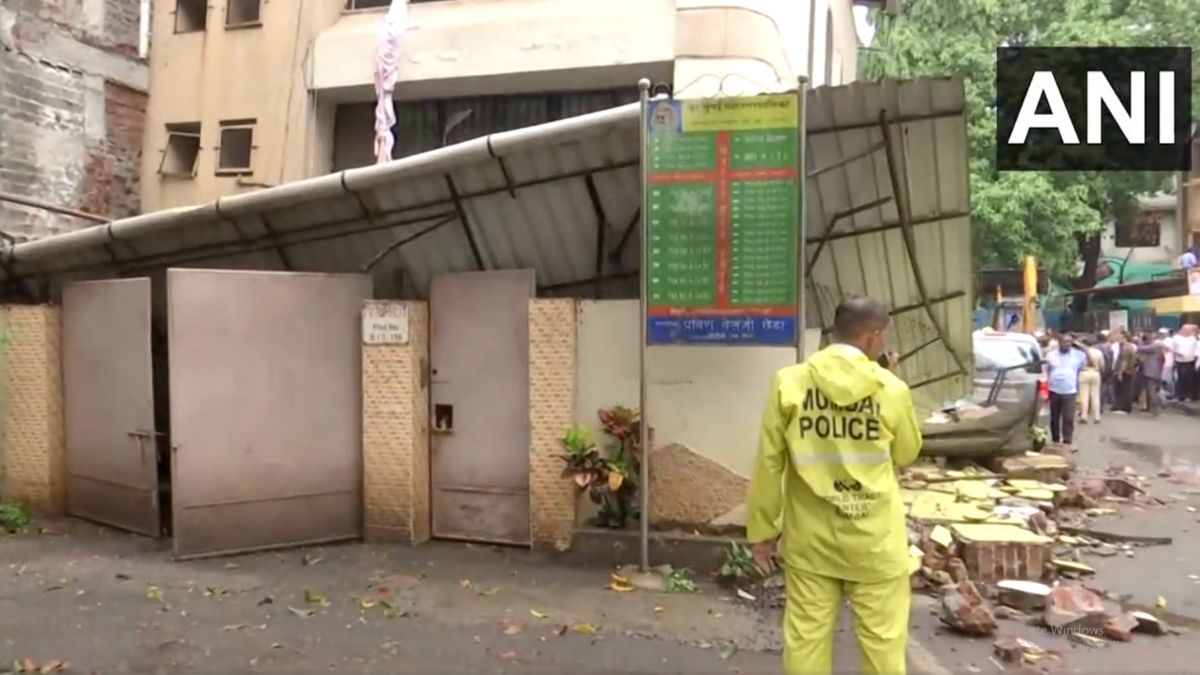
[782,566,910,675]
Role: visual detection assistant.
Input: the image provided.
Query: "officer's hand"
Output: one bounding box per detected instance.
[752,539,778,575]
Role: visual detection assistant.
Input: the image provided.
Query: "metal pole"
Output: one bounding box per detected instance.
[0,191,109,223]
[637,77,652,573]
[796,77,809,363]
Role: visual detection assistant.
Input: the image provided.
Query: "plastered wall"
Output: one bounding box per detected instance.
[361,301,430,545]
[0,305,65,514]
[575,300,795,527]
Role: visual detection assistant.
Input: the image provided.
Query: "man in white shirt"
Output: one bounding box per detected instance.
[1171,325,1198,402]
[1180,248,1198,269]
[1157,328,1175,401]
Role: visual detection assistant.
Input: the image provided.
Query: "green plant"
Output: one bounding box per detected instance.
[1031,426,1048,451]
[719,542,761,581]
[558,407,643,529]
[0,502,31,533]
[664,567,697,593]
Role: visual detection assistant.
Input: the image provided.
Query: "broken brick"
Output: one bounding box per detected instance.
[1044,584,1109,631]
[1103,613,1138,642]
[947,557,970,583]
[940,580,997,636]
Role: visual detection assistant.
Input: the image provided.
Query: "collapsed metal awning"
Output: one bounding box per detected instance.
[3,77,974,401]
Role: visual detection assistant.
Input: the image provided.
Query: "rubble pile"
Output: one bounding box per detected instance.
[904,447,1180,655]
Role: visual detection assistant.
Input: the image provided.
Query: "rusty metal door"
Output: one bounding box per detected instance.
[168,269,371,559]
[430,270,534,544]
[63,278,161,536]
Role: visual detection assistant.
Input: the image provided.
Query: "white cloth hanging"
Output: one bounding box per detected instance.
[373,0,416,164]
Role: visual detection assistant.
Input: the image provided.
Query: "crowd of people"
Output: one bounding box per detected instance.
[1037,324,1199,444]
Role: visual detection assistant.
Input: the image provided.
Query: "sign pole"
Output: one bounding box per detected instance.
[637,77,652,573]
[795,77,809,363]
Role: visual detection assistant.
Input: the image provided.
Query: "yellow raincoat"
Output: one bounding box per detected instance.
[747,344,922,675]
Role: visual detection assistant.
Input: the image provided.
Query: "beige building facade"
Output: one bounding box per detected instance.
[142,0,862,212]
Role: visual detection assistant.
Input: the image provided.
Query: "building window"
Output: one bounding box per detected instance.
[160,123,202,178]
[346,0,392,9]
[331,88,639,170]
[226,0,262,28]
[216,120,256,175]
[1115,211,1163,248]
[175,0,207,33]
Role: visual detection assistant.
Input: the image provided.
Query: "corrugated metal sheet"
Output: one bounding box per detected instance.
[804,78,973,406]
[5,77,972,401]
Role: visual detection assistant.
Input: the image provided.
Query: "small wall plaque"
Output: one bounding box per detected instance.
[362,301,409,345]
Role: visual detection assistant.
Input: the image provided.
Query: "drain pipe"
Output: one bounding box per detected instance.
[138,0,151,59]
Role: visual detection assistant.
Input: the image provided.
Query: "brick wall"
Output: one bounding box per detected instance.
[0,0,147,240]
[528,299,578,550]
[0,305,65,514]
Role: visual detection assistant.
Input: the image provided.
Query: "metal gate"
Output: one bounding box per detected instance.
[430,270,534,544]
[63,279,161,536]
[167,269,371,559]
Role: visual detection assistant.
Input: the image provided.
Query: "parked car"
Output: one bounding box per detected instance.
[971,329,1047,421]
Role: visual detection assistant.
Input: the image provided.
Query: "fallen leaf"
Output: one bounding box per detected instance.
[736,588,757,601]
[500,651,518,661]
[503,622,522,636]
[459,579,472,590]
[610,573,635,593]
[653,606,664,613]
[719,642,739,660]
[224,562,239,570]
[270,642,283,649]
[530,609,549,619]
[1157,595,1168,609]
[221,624,250,632]
[555,625,569,636]
[380,600,408,618]
[304,589,330,607]
[359,597,377,609]
[287,606,315,618]
[146,585,164,603]
[477,586,500,597]
[257,595,274,606]
[115,573,131,581]
[608,472,624,491]
[571,623,598,636]
[301,553,324,566]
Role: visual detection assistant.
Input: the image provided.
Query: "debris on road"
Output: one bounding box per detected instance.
[1130,611,1167,635]
[1043,584,1108,631]
[994,580,1050,611]
[1068,633,1107,648]
[939,580,997,636]
[1057,526,1172,546]
[898,442,1183,663]
[993,636,1049,664]
[1102,613,1138,642]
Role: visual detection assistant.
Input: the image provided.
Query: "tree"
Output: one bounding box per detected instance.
[862,0,1197,297]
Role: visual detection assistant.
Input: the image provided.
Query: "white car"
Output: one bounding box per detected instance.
[972,329,1048,421]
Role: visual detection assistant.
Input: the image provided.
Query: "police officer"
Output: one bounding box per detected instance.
[747,296,922,674]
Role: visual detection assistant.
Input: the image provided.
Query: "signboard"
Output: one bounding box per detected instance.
[362,301,409,345]
[643,94,802,345]
[1107,309,1129,333]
